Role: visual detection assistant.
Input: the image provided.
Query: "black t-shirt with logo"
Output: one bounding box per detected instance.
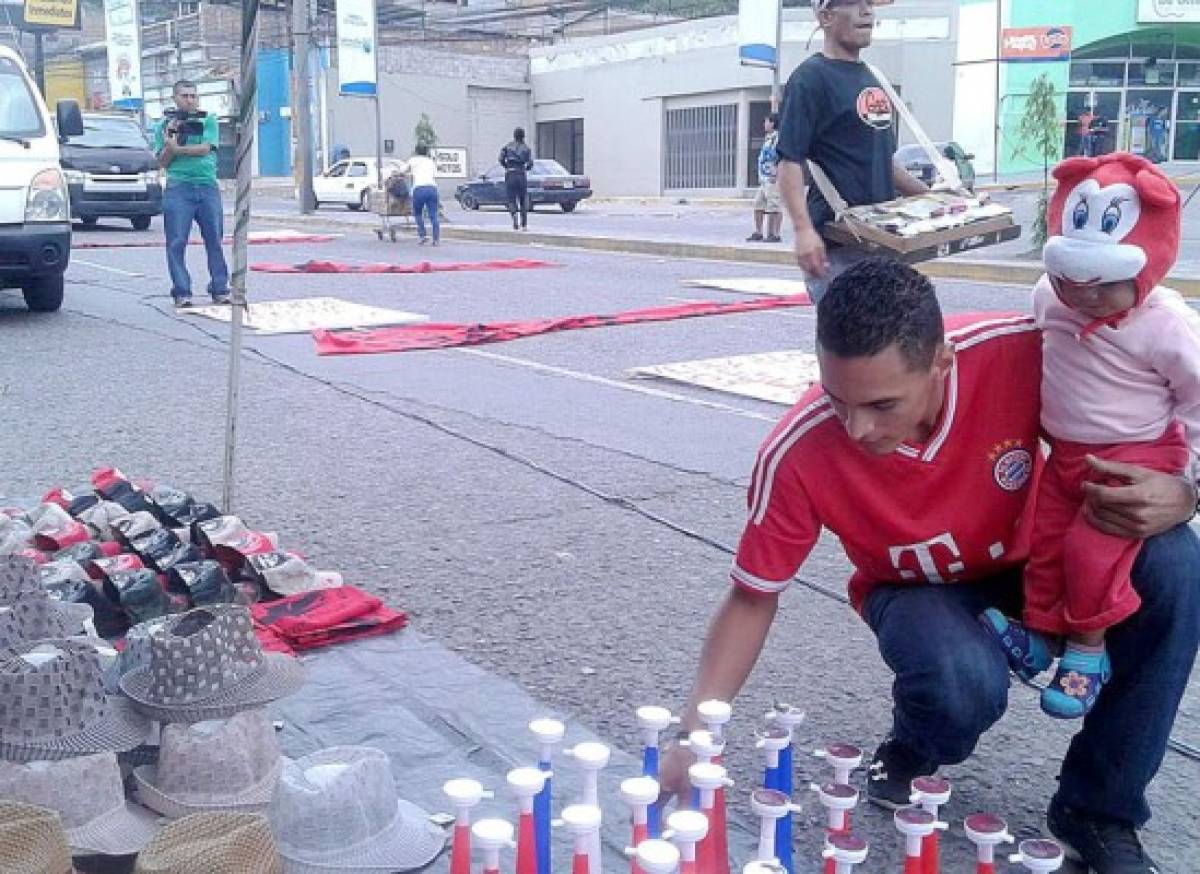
[776,54,897,232]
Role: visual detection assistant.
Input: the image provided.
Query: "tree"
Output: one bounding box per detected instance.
[1012,74,1063,249]
[415,114,438,151]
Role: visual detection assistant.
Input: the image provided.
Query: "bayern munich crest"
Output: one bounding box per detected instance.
[993,447,1033,492]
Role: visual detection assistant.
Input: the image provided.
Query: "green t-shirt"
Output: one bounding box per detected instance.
[155,112,219,185]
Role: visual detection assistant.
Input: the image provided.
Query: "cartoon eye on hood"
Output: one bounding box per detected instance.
[1046,178,1146,287]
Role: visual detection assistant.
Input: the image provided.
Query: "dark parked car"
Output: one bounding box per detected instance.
[895,141,977,192]
[59,112,162,230]
[455,159,592,213]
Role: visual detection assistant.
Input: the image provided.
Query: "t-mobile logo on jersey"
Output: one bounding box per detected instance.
[888,533,966,583]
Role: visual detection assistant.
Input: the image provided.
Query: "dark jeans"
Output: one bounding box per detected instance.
[505,172,529,227]
[164,181,229,300]
[411,185,440,242]
[863,523,1200,826]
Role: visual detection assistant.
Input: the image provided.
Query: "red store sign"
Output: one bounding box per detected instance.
[1000,26,1073,62]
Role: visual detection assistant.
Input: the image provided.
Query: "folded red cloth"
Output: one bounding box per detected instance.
[250,585,408,653]
[252,258,555,275]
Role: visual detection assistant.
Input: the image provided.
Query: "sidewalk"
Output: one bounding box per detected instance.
[239,188,1200,295]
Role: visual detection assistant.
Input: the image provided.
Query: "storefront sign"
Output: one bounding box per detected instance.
[22,0,79,29]
[737,0,779,68]
[102,0,142,111]
[1138,0,1200,23]
[1000,26,1072,62]
[336,0,377,97]
[432,147,467,179]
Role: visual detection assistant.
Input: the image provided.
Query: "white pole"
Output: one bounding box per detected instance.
[222,0,258,512]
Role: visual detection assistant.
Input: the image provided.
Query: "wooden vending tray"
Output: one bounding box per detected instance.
[823,200,1021,265]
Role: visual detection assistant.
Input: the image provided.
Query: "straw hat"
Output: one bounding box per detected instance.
[134,812,282,874]
[0,639,150,762]
[134,709,282,819]
[120,605,303,723]
[270,746,446,873]
[0,752,159,855]
[0,801,73,874]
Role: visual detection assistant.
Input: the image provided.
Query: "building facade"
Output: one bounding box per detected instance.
[529,1,960,196]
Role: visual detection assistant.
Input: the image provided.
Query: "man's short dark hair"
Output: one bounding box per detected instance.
[173,79,197,95]
[816,257,944,371]
[513,127,526,141]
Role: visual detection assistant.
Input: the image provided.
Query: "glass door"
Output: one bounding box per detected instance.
[1066,91,1123,157]
[1175,91,1200,160]
[1126,89,1174,161]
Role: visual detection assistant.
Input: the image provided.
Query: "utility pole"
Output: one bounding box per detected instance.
[33,31,45,96]
[293,0,316,213]
[771,0,782,111]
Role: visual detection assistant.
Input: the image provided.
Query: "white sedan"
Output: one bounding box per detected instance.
[313,158,406,211]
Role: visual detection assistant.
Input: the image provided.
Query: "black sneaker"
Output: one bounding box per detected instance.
[866,735,937,809]
[211,293,232,305]
[173,297,194,309]
[1047,799,1162,873]
[746,232,764,242]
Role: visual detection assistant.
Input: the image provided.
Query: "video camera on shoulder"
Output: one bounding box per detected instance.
[164,108,207,145]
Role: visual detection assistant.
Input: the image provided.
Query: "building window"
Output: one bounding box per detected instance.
[536,118,584,175]
[664,103,737,190]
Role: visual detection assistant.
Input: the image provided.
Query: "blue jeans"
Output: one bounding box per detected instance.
[412,185,439,242]
[804,243,871,304]
[863,523,1200,826]
[164,181,229,299]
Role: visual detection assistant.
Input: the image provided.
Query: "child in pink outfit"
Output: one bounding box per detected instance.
[982,153,1200,719]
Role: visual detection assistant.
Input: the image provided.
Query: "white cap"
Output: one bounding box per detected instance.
[910,775,951,807]
[529,718,566,746]
[755,727,792,753]
[749,788,800,818]
[565,741,612,769]
[765,703,807,730]
[1009,839,1065,873]
[813,744,863,769]
[822,833,868,865]
[666,810,708,844]
[620,776,661,807]
[742,862,787,874]
[472,818,516,850]
[637,706,678,732]
[635,839,681,874]
[810,781,859,811]
[685,730,724,760]
[444,778,491,807]
[559,804,603,835]
[687,762,732,791]
[697,700,732,727]
[964,813,1014,847]
[507,767,550,797]
[893,807,947,839]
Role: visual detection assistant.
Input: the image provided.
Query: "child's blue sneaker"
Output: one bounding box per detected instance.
[979,608,1053,682]
[1041,646,1112,720]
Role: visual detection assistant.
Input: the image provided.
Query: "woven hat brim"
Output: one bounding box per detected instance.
[120,653,304,723]
[134,758,282,820]
[0,694,152,763]
[279,800,447,873]
[66,798,161,856]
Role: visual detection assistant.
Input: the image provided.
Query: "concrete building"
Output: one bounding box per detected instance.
[529,1,959,197]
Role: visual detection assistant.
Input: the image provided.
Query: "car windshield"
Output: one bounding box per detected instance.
[0,57,45,140]
[533,159,568,175]
[894,145,929,163]
[67,115,150,149]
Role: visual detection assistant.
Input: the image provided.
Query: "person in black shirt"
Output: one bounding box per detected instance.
[499,128,534,231]
[776,0,927,301]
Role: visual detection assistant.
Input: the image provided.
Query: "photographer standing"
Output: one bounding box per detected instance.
[155,80,230,308]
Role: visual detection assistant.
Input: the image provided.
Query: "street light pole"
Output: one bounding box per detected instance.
[771,0,783,111]
[293,0,316,213]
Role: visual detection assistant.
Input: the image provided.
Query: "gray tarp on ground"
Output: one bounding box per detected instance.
[273,630,760,872]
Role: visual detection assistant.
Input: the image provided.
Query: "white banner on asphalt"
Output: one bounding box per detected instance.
[738,0,780,68]
[336,0,378,96]
[186,297,426,335]
[631,350,818,406]
[103,0,142,110]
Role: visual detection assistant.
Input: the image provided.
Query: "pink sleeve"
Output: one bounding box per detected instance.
[731,457,821,596]
[1148,305,1200,460]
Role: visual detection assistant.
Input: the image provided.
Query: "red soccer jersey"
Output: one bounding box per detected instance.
[732,315,1043,611]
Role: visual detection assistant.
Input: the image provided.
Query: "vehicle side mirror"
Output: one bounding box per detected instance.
[56,99,84,138]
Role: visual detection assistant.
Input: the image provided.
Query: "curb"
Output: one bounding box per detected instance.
[244,211,1200,297]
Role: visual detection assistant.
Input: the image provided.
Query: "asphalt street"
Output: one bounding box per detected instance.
[3,216,1198,871]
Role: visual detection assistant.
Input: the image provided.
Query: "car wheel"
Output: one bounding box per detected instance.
[22,274,64,312]
[348,189,369,211]
[560,201,578,213]
[80,215,98,228]
[461,193,479,211]
[131,216,152,231]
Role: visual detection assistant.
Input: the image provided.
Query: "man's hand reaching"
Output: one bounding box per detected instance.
[1081,454,1196,538]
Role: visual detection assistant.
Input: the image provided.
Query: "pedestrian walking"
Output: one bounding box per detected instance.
[499,128,534,231]
[408,144,440,245]
[747,113,783,244]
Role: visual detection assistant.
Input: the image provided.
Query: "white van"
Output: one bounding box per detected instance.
[0,45,82,312]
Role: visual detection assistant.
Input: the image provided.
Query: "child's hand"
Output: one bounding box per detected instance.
[1082,455,1195,538]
